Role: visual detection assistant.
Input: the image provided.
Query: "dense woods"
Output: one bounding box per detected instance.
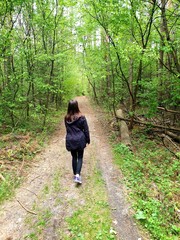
[0,0,179,132]
[80,0,180,129]
[0,1,180,239]
[0,0,83,130]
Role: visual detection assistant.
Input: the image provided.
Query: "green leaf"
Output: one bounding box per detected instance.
[171,225,180,234]
[134,210,146,220]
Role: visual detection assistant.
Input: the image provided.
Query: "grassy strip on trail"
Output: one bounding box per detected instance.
[24,169,63,240]
[0,108,63,205]
[24,168,116,239]
[60,169,116,240]
[113,133,180,240]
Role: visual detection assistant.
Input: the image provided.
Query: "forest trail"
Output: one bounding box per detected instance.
[0,96,144,240]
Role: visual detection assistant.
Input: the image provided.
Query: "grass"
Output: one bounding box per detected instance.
[23,169,62,240]
[59,169,116,240]
[23,165,116,240]
[24,208,53,240]
[0,174,21,203]
[113,134,180,240]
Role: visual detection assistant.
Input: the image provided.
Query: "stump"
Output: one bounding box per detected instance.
[116,109,132,148]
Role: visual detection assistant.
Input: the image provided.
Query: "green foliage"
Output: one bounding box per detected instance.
[0,174,21,204]
[113,141,180,240]
[138,78,159,117]
[81,0,180,118]
[25,209,52,239]
[1,0,179,127]
[0,0,87,130]
[62,60,87,101]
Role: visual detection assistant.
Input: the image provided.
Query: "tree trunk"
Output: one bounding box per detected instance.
[116,109,132,148]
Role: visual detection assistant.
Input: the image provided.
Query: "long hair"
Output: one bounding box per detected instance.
[65,100,81,122]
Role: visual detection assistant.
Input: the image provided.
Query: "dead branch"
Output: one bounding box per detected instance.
[116,116,180,132]
[16,199,37,215]
[157,107,180,114]
[0,173,6,181]
[162,134,180,159]
[163,135,180,151]
[1,165,14,171]
[17,157,25,176]
[29,175,41,183]
[166,131,180,142]
[22,187,38,197]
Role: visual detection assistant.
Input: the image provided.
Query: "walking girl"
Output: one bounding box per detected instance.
[64,99,90,184]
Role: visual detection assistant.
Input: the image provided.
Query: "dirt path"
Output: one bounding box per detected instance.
[0,96,144,240]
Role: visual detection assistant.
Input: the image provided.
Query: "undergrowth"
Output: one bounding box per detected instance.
[113,135,180,240]
[0,174,21,203]
[0,108,64,205]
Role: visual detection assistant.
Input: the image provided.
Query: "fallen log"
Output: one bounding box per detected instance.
[162,134,180,159]
[166,131,180,142]
[116,116,180,132]
[116,109,132,148]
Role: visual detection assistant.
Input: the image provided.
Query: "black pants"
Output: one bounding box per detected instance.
[71,149,84,175]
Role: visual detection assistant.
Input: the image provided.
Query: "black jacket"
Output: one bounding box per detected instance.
[65,116,90,151]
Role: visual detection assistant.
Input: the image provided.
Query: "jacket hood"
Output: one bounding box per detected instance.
[66,115,82,125]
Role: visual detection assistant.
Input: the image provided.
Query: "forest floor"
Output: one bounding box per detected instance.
[0,96,146,240]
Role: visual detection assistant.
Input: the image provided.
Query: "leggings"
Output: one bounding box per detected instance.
[71,149,84,175]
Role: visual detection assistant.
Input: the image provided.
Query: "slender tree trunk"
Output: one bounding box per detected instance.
[158,20,165,105]
[43,0,58,127]
[128,57,133,109]
[161,0,180,73]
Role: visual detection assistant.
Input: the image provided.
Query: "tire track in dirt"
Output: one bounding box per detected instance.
[0,96,145,240]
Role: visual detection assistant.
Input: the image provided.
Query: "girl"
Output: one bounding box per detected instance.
[64,99,90,184]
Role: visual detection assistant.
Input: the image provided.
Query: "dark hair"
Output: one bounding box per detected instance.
[65,100,81,122]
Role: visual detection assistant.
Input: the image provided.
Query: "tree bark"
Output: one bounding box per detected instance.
[116,109,132,148]
[166,131,180,142]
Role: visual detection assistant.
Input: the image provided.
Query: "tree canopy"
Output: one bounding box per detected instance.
[0,0,179,130]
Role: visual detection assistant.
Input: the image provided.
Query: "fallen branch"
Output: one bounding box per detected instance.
[161,134,180,159]
[166,131,180,142]
[29,175,41,183]
[0,173,6,181]
[157,107,180,114]
[116,116,180,132]
[16,199,37,215]
[22,187,38,197]
[17,156,25,176]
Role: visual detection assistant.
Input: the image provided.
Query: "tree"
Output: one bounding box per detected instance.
[80,0,179,128]
[0,0,80,130]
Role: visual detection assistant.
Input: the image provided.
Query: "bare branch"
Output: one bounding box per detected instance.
[16,199,37,215]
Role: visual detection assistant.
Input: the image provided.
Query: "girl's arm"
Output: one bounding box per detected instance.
[83,117,90,144]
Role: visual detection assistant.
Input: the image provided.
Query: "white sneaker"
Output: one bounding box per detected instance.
[74,176,82,184]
